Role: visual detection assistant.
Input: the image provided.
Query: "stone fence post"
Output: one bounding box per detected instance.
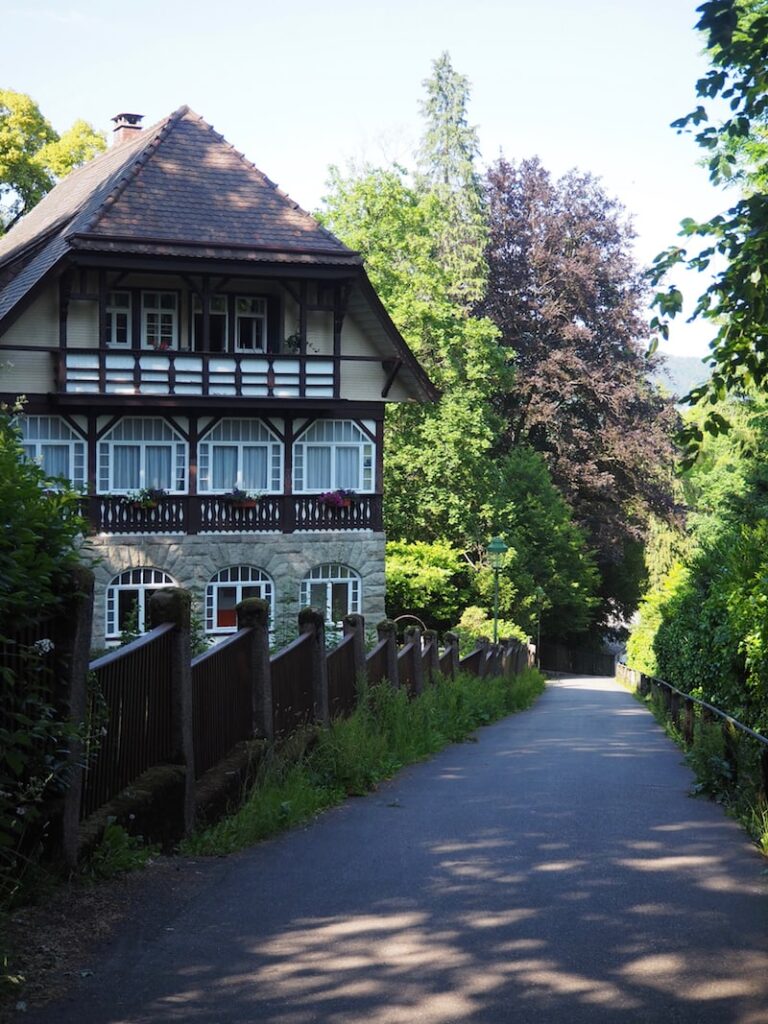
[475,636,490,678]
[299,608,329,725]
[61,565,95,869]
[404,625,424,696]
[442,631,460,679]
[148,587,195,835]
[236,597,273,741]
[376,619,399,687]
[423,629,440,685]
[344,613,367,688]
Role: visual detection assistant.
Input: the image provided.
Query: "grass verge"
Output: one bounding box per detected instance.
[182,668,545,856]
[619,676,768,857]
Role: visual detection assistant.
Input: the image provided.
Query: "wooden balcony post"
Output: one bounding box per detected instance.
[376,619,399,688]
[298,608,329,726]
[148,587,195,834]
[237,598,273,741]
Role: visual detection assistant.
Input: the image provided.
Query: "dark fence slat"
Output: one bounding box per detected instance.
[327,633,357,718]
[191,629,253,779]
[271,632,314,738]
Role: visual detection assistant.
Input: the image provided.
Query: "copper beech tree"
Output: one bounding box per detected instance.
[481,157,678,619]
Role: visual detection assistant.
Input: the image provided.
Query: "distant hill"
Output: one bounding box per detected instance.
[652,354,711,402]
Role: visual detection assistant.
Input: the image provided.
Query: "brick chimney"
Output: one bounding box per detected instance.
[111,112,144,146]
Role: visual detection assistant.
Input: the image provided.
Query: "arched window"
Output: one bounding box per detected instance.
[105,567,176,639]
[293,420,374,493]
[205,566,274,634]
[300,564,361,626]
[198,419,282,493]
[19,415,86,490]
[98,418,187,493]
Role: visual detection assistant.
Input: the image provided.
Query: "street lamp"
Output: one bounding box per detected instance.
[487,536,508,644]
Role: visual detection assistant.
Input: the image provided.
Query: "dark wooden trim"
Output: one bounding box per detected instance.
[130,286,141,351]
[375,418,385,495]
[68,232,361,259]
[97,270,107,350]
[68,253,359,282]
[188,416,200,534]
[87,414,97,495]
[282,417,295,533]
[58,270,72,350]
[381,359,403,398]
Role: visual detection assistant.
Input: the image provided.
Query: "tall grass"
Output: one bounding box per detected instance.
[183,667,545,856]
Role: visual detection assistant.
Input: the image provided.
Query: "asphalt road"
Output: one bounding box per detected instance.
[28,677,768,1024]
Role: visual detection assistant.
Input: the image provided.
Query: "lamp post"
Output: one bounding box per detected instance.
[487,536,508,645]
[534,585,546,668]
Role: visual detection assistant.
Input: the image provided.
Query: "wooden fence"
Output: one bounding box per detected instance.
[10,579,532,862]
[617,663,768,800]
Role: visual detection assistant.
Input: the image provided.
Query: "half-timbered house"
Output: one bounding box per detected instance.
[0,107,435,645]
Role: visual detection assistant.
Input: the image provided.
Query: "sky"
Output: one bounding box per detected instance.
[2,0,726,358]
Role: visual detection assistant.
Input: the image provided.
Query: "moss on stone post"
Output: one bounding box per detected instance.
[403,625,424,696]
[60,565,95,869]
[237,597,273,741]
[376,619,399,688]
[148,587,195,834]
[298,608,329,726]
[343,613,366,687]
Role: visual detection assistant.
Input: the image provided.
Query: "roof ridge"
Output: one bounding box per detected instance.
[78,106,187,236]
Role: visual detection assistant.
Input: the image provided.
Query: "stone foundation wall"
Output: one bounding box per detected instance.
[85,532,386,647]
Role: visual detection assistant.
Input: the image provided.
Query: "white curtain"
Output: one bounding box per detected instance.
[306,447,331,489]
[335,447,359,489]
[242,446,268,489]
[212,446,238,489]
[146,446,172,489]
[41,444,70,482]
[114,445,141,489]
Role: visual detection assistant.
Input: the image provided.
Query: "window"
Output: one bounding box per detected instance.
[205,566,274,634]
[105,291,131,347]
[98,418,187,493]
[105,567,176,639]
[235,297,266,352]
[293,420,374,493]
[198,419,282,493]
[142,291,177,349]
[300,564,361,627]
[19,415,86,490]
[192,295,228,352]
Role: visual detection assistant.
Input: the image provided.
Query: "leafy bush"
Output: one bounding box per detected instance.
[0,409,87,908]
[452,606,527,656]
[385,539,473,629]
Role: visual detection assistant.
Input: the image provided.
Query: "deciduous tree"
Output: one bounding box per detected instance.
[0,89,105,233]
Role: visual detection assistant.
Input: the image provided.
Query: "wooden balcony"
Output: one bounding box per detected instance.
[59,349,336,399]
[81,494,383,535]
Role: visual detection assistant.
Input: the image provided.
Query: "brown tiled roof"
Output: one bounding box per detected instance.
[0,106,358,324]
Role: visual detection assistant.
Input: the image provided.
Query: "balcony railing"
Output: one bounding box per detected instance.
[60,350,336,399]
[81,494,382,535]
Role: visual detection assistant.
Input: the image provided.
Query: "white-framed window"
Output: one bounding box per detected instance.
[192,294,228,351]
[205,566,274,634]
[293,420,374,493]
[19,415,86,490]
[235,296,266,352]
[142,291,178,350]
[198,418,282,493]
[98,418,187,493]
[300,564,361,627]
[105,567,176,639]
[105,291,131,347]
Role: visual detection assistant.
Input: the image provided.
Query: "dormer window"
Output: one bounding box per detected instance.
[235,297,266,352]
[142,291,178,350]
[105,291,131,347]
